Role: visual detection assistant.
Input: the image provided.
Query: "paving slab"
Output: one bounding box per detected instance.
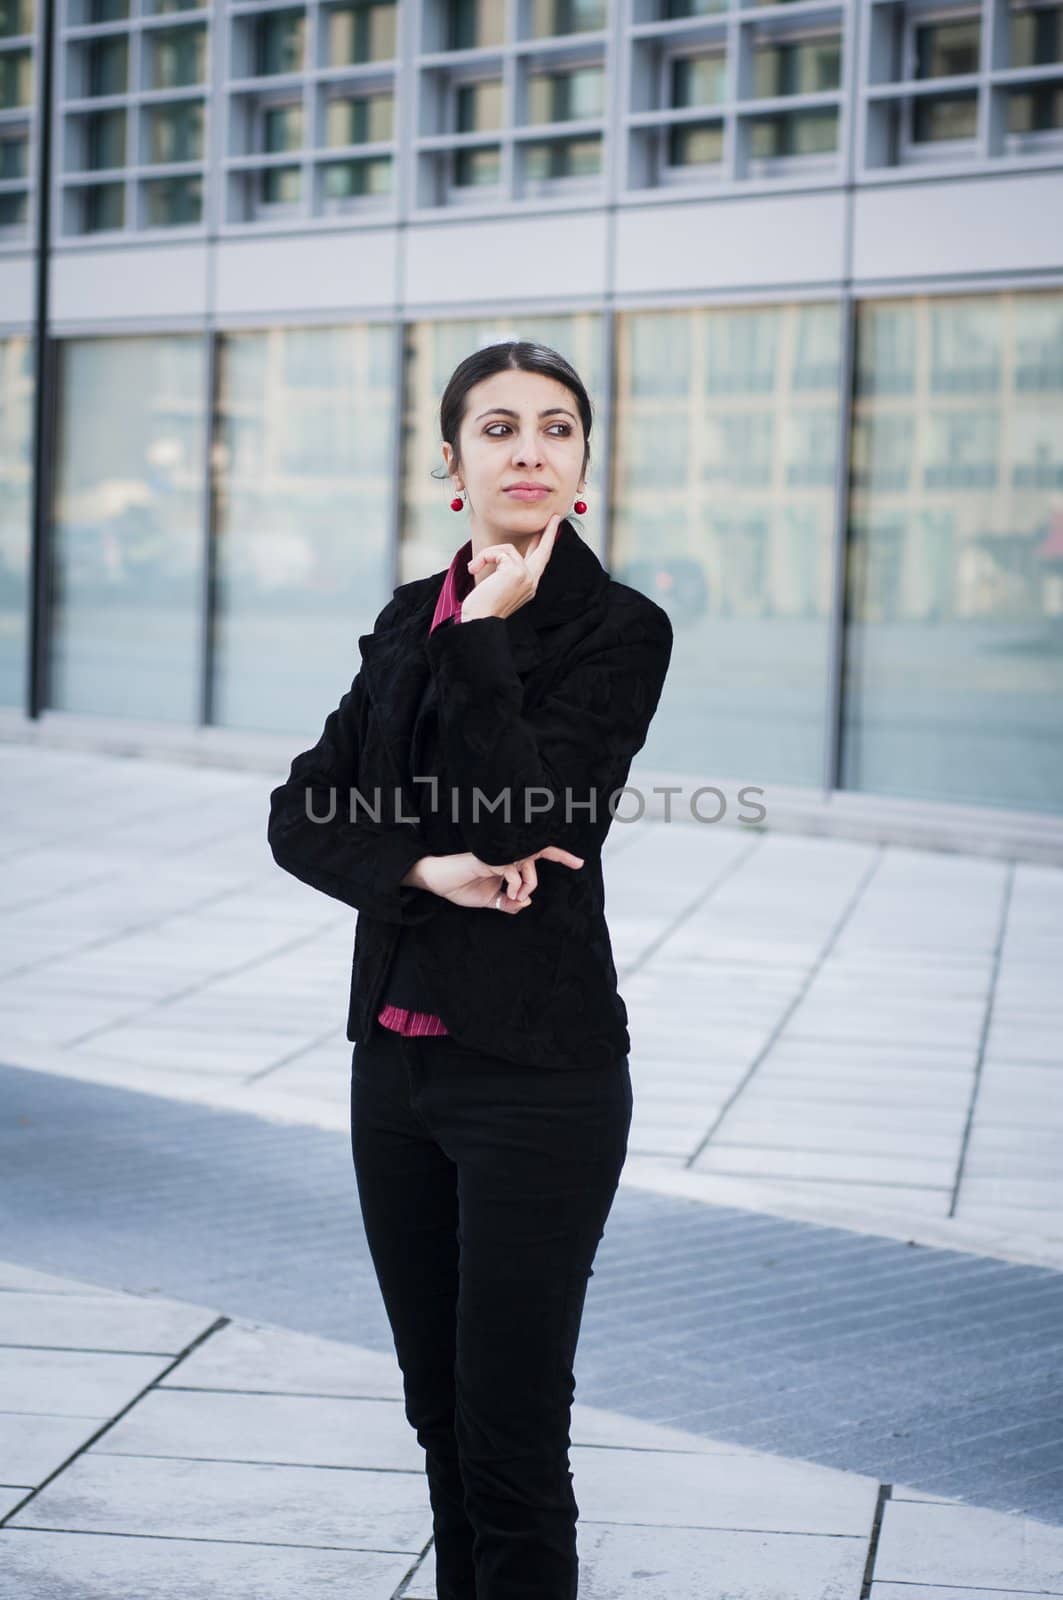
[0,1413,111,1486]
[8,1451,433,1553]
[156,1319,404,1400]
[0,1528,420,1600]
[0,1347,175,1418]
[0,1292,218,1353]
[94,1387,427,1473]
[568,1440,877,1535]
[874,1496,1063,1591]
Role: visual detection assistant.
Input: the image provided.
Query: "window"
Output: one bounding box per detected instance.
[145,101,205,164]
[1010,4,1063,66]
[324,1,396,66]
[913,19,981,78]
[455,78,503,132]
[324,91,393,145]
[143,173,202,224]
[845,291,1063,813]
[525,65,605,123]
[146,24,207,90]
[528,0,607,36]
[912,91,978,142]
[446,0,506,50]
[670,52,726,109]
[84,108,127,170]
[453,143,501,184]
[752,36,842,97]
[86,35,128,96]
[262,101,304,153]
[254,11,305,77]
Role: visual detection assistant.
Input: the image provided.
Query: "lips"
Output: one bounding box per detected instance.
[504,486,550,499]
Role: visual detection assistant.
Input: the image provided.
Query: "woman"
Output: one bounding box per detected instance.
[267,340,673,1599]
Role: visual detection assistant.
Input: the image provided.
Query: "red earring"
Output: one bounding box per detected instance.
[450,492,464,511]
[573,497,588,514]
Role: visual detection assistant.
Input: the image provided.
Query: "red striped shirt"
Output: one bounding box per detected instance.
[376,537,474,1038]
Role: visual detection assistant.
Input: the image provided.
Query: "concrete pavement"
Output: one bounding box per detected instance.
[0,742,1060,1268]
[2,1257,1062,1599]
[1,741,1062,1595]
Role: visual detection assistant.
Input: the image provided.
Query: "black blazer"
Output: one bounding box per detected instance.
[267,518,673,1071]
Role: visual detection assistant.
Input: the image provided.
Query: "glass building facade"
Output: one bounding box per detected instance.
[2,0,1062,823]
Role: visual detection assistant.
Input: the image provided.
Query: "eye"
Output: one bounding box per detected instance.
[485,423,572,437]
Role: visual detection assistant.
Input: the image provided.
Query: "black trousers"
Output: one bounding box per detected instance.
[349,1024,633,1600]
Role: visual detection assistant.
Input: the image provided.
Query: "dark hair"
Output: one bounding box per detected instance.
[430,339,593,492]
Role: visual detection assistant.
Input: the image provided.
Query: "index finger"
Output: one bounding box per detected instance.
[534,845,585,869]
[524,514,561,579]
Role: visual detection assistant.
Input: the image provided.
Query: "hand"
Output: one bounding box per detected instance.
[459,514,562,622]
[403,845,584,913]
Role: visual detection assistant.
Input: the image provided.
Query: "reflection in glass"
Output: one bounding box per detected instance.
[326,2,397,66]
[144,174,202,224]
[84,107,126,169]
[667,120,724,167]
[0,129,28,179]
[86,36,128,96]
[260,164,301,202]
[613,303,843,784]
[324,91,393,145]
[320,155,391,199]
[671,53,726,109]
[844,292,1063,813]
[914,20,981,78]
[529,0,606,36]
[1007,83,1063,135]
[145,100,204,163]
[83,181,125,230]
[1010,5,1063,66]
[254,11,305,76]
[0,0,35,36]
[748,108,838,158]
[0,192,27,225]
[1,47,32,106]
[212,325,397,734]
[912,91,978,142]
[751,36,842,97]
[523,133,602,179]
[456,79,503,132]
[147,24,207,89]
[0,334,32,707]
[453,144,500,186]
[263,102,303,152]
[447,0,505,50]
[664,0,726,15]
[400,314,605,584]
[526,66,604,123]
[50,336,207,720]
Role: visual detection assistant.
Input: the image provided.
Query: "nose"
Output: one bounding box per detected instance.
[512,435,544,466]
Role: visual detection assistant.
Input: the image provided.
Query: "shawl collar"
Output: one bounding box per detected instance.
[357,518,610,794]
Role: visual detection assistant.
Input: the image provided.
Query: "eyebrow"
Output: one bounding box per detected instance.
[474,407,577,422]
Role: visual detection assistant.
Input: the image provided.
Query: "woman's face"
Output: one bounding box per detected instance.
[443,369,586,542]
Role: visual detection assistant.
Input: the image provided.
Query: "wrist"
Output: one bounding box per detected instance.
[401,855,436,891]
[457,594,501,623]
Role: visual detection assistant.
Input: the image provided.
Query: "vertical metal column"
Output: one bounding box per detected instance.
[821,0,864,794]
[26,0,57,719]
[197,331,220,727]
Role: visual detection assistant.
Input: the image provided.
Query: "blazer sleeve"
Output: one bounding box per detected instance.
[267,652,440,927]
[423,600,673,865]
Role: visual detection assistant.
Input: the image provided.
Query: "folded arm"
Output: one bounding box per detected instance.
[424,602,673,865]
[267,662,440,926]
